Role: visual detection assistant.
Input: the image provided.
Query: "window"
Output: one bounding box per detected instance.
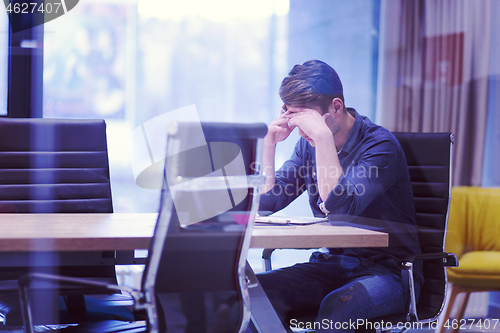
[41,0,379,215]
[42,0,289,212]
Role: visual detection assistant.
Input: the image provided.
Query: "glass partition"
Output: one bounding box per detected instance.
[41,1,380,215]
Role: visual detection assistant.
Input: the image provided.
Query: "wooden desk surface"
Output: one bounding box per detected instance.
[252,224,387,249]
[0,213,157,252]
[0,213,388,252]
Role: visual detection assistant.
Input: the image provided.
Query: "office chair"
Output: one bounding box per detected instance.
[0,118,132,326]
[262,132,458,332]
[17,121,267,333]
[359,132,458,331]
[437,187,500,333]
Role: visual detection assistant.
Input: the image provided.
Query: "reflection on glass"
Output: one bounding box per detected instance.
[151,121,262,333]
[43,0,287,213]
[41,1,378,219]
[157,212,249,333]
[43,3,127,119]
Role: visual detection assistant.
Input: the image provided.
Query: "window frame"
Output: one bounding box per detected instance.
[3,11,44,118]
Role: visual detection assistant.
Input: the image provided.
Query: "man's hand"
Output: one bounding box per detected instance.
[261,104,341,200]
[261,105,295,194]
[263,105,295,147]
[287,106,331,145]
[286,106,341,202]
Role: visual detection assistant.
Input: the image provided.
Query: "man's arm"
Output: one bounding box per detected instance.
[261,106,294,194]
[287,107,342,201]
[312,131,341,201]
[259,142,308,213]
[261,140,277,194]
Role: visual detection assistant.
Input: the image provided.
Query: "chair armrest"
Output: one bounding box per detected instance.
[262,248,276,271]
[262,248,323,271]
[399,251,458,323]
[402,252,459,267]
[262,248,275,260]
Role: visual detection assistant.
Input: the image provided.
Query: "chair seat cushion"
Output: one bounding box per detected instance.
[448,251,500,288]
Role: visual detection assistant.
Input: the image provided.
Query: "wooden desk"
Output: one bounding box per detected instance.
[0,213,388,333]
[0,213,156,252]
[0,213,388,252]
[252,223,387,249]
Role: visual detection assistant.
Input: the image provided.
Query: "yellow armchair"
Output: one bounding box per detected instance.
[439,187,500,332]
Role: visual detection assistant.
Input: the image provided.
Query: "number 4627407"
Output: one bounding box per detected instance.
[5,2,63,14]
[443,319,498,330]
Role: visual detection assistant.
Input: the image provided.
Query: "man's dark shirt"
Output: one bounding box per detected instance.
[259,109,423,282]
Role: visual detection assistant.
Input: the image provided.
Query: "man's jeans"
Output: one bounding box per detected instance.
[254,253,419,333]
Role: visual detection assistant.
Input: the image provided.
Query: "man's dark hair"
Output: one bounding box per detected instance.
[279,60,344,114]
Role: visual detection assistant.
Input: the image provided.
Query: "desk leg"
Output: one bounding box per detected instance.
[246,263,289,333]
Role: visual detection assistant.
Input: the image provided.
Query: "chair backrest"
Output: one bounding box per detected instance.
[142,122,267,333]
[393,132,454,321]
[445,187,500,284]
[0,118,116,317]
[446,187,500,256]
[0,118,113,213]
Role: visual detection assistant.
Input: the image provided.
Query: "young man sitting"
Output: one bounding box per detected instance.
[256,60,422,333]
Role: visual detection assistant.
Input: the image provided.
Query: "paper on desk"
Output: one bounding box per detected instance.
[255,216,327,225]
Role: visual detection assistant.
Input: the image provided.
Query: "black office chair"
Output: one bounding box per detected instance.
[17,121,267,333]
[365,132,458,330]
[0,118,132,326]
[261,132,458,332]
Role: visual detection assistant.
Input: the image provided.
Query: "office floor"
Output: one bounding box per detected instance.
[0,323,72,331]
[1,303,499,332]
[2,255,499,333]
